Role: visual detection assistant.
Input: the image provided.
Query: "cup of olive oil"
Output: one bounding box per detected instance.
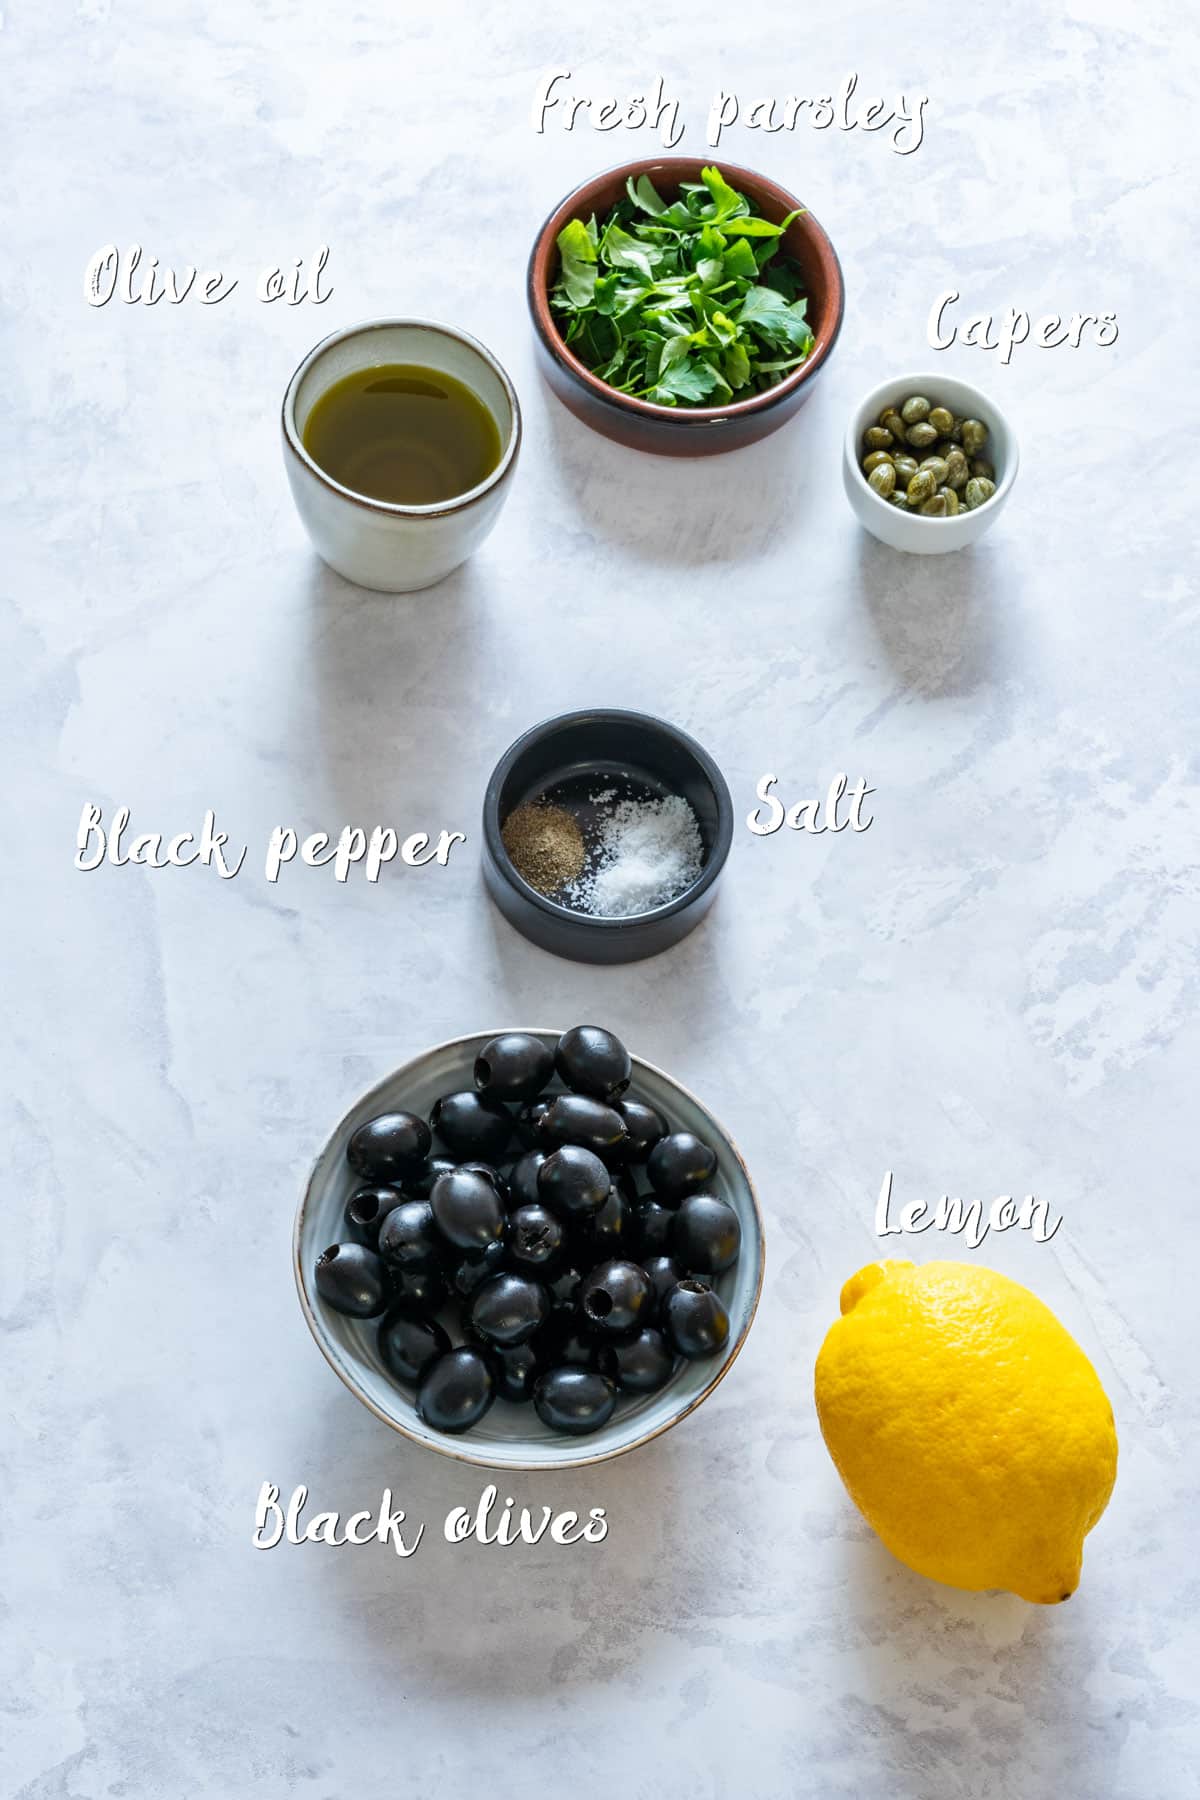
[283,320,521,592]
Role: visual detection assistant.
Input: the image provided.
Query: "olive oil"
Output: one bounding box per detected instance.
[302,363,501,506]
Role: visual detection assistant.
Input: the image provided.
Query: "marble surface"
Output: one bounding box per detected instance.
[4,1,1198,1795]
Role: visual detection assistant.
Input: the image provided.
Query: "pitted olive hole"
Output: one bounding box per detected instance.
[586,1289,614,1318]
[680,1278,707,1295]
[320,1246,340,1263]
[475,1057,491,1086]
[352,1196,380,1223]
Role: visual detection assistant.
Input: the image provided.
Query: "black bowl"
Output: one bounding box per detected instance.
[482,709,734,964]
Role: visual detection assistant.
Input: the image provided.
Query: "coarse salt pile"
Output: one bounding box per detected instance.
[569,794,704,918]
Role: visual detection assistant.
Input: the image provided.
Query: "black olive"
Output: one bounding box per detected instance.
[641,1254,686,1311]
[458,1161,509,1206]
[629,1197,674,1261]
[554,1025,632,1101]
[539,1312,611,1369]
[376,1197,442,1269]
[377,1309,450,1385]
[314,1242,389,1318]
[400,1155,457,1199]
[467,1272,550,1347]
[539,1095,629,1161]
[449,1237,509,1298]
[474,1032,556,1102]
[490,1339,545,1403]
[430,1168,505,1251]
[508,1150,548,1208]
[515,1098,552,1149]
[671,1194,742,1274]
[608,1328,676,1394]
[534,1367,617,1435]
[537,1144,611,1217]
[417,1347,495,1434]
[430,1091,514,1162]
[347,1112,432,1184]
[646,1130,718,1201]
[662,1279,730,1358]
[578,1259,654,1338]
[386,1259,448,1318]
[545,1261,585,1314]
[573,1182,630,1261]
[615,1098,668,1162]
[508,1203,567,1273]
[343,1185,402,1246]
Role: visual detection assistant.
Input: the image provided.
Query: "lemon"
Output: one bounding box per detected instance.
[814,1260,1117,1603]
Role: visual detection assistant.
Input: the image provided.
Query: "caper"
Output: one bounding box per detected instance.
[880,408,908,443]
[919,493,949,516]
[868,463,896,499]
[906,469,937,505]
[959,418,988,456]
[936,439,958,460]
[892,455,919,484]
[864,425,894,451]
[918,455,949,484]
[938,485,960,516]
[949,419,965,443]
[886,490,909,508]
[964,476,996,509]
[927,405,955,436]
[901,395,931,424]
[906,420,938,449]
[970,457,995,481]
[944,449,969,490]
[862,450,894,475]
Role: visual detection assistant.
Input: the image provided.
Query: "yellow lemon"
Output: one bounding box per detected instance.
[814,1260,1117,1603]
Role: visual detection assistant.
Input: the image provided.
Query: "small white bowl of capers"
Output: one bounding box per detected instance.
[843,372,1018,554]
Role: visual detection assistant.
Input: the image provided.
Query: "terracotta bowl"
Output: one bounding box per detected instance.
[527,157,845,457]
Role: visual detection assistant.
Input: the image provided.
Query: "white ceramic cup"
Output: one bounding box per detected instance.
[843,371,1019,555]
[282,319,521,592]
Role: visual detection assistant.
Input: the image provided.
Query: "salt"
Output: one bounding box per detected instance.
[568,793,704,918]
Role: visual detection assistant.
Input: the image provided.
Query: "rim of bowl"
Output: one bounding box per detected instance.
[527,157,845,426]
[845,371,1020,530]
[281,317,523,518]
[482,708,735,931]
[293,1029,767,1471]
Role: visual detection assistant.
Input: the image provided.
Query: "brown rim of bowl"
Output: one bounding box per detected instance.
[281,317,523,520]
[293,1028,767,1472]
[527,156,845,425]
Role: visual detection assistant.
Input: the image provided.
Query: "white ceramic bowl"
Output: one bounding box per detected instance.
[282,319,521,592]
[295,1030,765,1471]
[843,371,1018,555]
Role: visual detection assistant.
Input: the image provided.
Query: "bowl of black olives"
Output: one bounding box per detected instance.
[295,1025,764,1469]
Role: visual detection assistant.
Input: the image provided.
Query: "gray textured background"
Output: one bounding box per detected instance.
[5,1,1198,1795]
